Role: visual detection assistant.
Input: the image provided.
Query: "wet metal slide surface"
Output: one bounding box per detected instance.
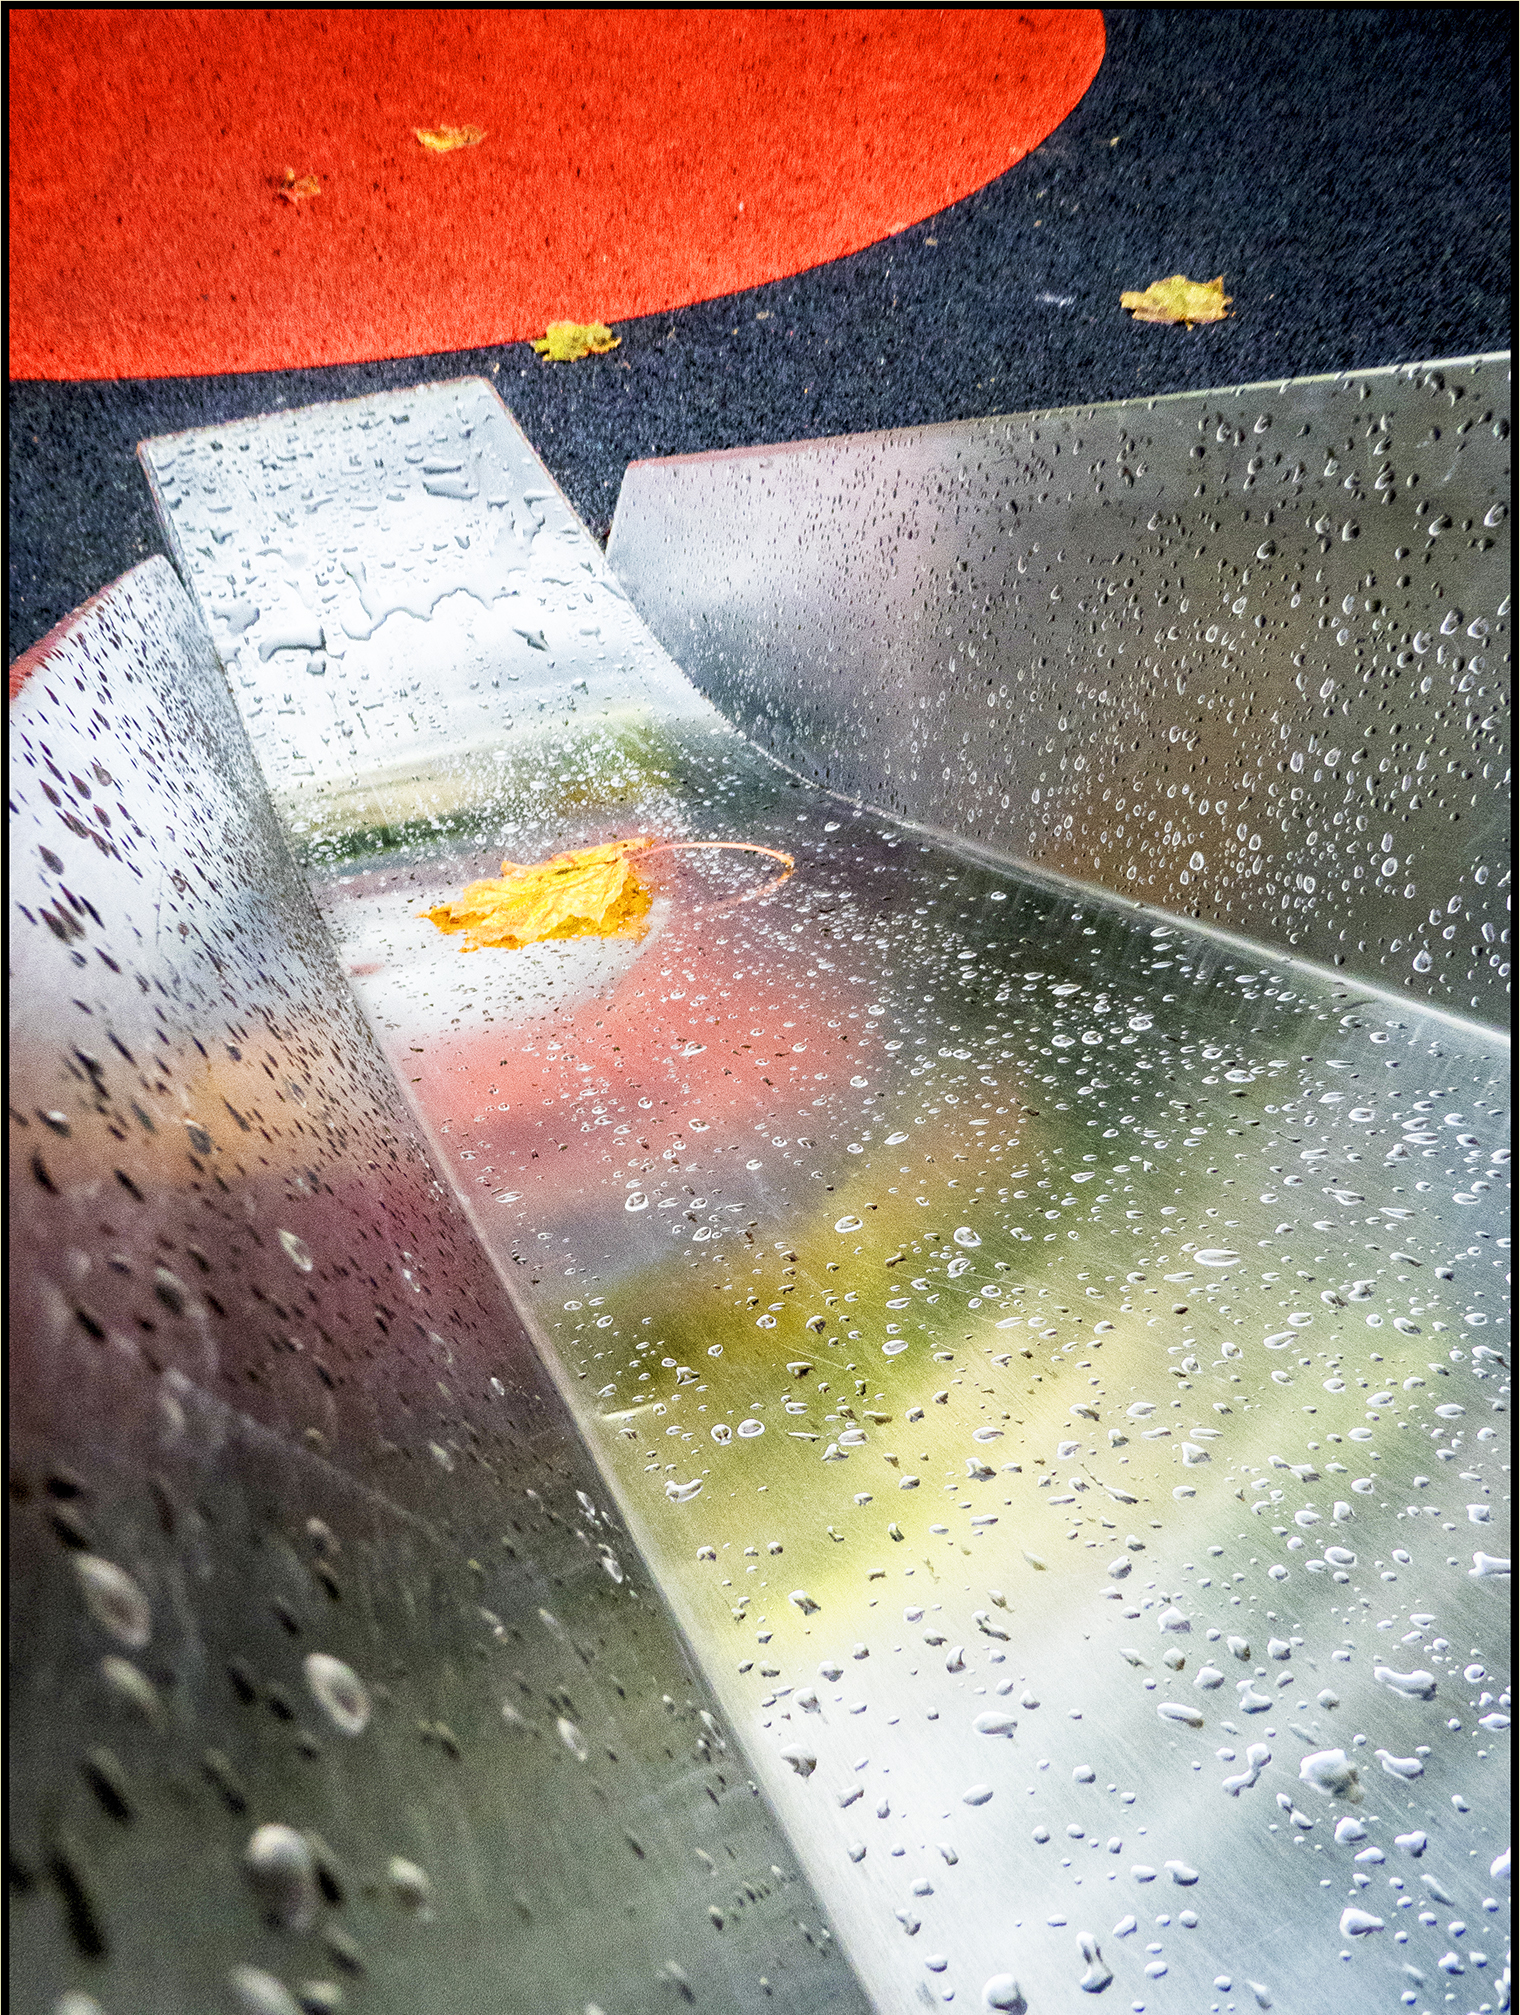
[10,365,1509,2014]
[611,354,1512,1027]
[10,561,864,2015]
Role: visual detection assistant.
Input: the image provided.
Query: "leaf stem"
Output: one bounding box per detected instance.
[640,839,794,873]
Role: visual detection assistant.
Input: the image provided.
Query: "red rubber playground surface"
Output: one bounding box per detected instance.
[8,8,1105,381]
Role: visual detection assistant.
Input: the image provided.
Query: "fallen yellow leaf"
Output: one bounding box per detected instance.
[424,837,654,953]
[531,321,622,363]
[275,168,322,204]
[423,837,794,953]
[414,124,487,152]
[1120,274,1231,328]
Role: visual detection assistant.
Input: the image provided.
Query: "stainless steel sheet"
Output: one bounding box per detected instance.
[609,354,1512,1028]
[135,380,1512,2015]
[9,559,864,2015]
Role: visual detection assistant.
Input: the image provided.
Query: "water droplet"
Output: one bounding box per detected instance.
[1339,1907,1384,1937]
[1375,1749,1424,1780]
[303,1654,370,1736]
[1158,1703,1204,1727]
[973,1712,1017,1737]
[279,1229,313,1272]
[557,1716,588,1761]
[983,1978,1027,2013]
[387,1858,432,1917]
[229,1968,305,2015]
[1077,1932,1113,1993]
[1222,1742,1271,1795]
[74,1555,151,1649]
[99,1656,164,1725]
[244,1824,319,1931]
[1373,1665,1436,1701]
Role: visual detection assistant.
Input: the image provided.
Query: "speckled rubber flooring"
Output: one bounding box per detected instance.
[8,5,1511,663]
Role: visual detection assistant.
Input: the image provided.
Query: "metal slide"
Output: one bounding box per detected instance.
[9,358,1510,2015]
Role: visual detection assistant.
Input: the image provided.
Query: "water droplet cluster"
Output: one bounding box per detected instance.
[55,372,1505,2012]
[9,549,858,2013]
[615,355,1512,1024]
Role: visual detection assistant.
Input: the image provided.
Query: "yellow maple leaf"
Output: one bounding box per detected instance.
[275,168,322,205]
[414,124,487,152]
[531,321,622,363]
[1120,274,1232,328]
[422,837,794,953]
[423,837,655,953]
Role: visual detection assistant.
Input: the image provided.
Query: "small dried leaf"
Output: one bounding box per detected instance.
[276,169,322,205]
[423,837,656,953]
[1120,274,1231,328]
[414,124,487,153]
[531,321,622,363]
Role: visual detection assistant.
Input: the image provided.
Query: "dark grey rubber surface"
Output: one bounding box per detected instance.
[9,5,1512,664]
